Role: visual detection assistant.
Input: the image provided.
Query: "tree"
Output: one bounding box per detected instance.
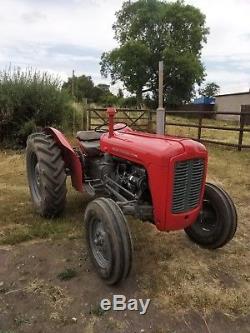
[199,82,220,97]
[62,74,95,102]
[62,75,119,104]
[62,75,111,103]
[97,84,110,93]
[117,88,124,99]
[101,40,152,104]
[100,0,209,105]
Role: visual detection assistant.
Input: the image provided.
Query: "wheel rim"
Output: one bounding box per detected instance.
[193,199,217,236]
[30,153,42,201]
[89,217,112,270]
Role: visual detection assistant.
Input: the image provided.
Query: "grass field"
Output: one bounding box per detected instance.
[165,115,250,146]
[0,132,250,332]
[167,116,250,145]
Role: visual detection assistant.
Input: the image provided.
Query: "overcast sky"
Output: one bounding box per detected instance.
[0,0,250,95]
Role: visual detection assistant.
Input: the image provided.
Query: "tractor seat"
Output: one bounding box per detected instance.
[76,131,102,157]
[76,131,102,141]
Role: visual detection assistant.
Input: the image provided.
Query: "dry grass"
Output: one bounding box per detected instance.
[0,129,249,319]
[130,143,250,316]
[26,278,73,322]
[0,151,83,245]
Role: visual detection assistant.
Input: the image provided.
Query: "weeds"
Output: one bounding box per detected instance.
[14,315,30,326]
[88,304,106,317]
[57,268,77,281]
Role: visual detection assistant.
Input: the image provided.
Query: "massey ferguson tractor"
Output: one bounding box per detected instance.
[26,107,237,285]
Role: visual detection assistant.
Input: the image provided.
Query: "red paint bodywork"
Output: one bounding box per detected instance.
[100,129,208,231]
[44,124,208,232]
[44,127,83,192]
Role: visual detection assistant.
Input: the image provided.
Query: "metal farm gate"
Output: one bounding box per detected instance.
[86,108,153,132]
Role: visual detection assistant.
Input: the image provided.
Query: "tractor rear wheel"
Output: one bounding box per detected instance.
[84,198,133,285]
[185,183,237,249]
[26,133,67,218]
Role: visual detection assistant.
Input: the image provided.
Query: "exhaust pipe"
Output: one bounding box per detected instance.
[156,61,166,135]
[106,107,117,137]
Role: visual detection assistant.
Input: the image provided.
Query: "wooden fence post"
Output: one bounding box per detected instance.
[198,114,203,141]
[82,98,87,130]
[72,102,75,136]
[87,109,91,131]
[147,109,153,132]
[72,70,75,135]
[238,106,246,151]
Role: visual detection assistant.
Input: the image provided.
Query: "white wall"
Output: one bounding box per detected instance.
[215,93,250,121]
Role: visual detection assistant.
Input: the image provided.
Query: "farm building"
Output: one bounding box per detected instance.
[215,91,250,122]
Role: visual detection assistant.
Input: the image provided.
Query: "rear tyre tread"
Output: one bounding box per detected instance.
[26,132,67,218]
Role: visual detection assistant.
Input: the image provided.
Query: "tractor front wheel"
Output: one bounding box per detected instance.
[185,182,237,249]
[26,133,67,218]
[84,198,133,285]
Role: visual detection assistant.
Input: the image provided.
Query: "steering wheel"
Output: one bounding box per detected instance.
[95,122,128,133]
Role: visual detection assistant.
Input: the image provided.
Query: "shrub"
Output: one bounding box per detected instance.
[0,67,73,147]
[119,96,138,108]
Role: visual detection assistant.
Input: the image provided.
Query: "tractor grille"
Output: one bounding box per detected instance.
[172,159,205,214]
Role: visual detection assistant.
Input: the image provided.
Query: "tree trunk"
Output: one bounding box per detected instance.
[136,88,143,106]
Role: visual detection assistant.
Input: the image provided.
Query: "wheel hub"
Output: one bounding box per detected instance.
[199,200,217,232]
[90,219,111,269]
[94,230,105,247]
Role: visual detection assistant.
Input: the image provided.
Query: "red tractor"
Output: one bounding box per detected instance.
[26,108,237,285]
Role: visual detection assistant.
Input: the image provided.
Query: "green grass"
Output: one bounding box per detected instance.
[57,268,78,281]
[0,222,79,245]
[88,304,106,317]
[14,315,31,326]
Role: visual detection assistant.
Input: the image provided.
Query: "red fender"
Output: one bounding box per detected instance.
[44,127,83,192]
